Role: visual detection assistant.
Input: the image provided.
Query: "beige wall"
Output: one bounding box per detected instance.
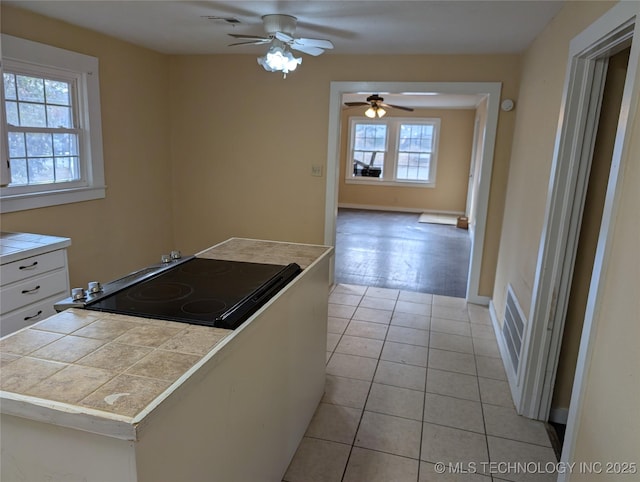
[492,1,616,321]
[489,0,640,471]
[0,6,174,288]
[1,6,520,300]
[169,54,520,297]
[337,108,475,213]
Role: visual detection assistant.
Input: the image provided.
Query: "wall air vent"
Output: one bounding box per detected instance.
[502,285,527,374]
[201,16,242,25]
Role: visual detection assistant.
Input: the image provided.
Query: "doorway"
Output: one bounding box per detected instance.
[324,82,502,305]
[548,47,629,443]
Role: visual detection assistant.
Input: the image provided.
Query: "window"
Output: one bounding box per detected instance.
[347,117,440,187]
[1,35,105,213]
[4,71,80,186]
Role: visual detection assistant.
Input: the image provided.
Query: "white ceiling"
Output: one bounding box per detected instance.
[5,1,563,110]
[6,1,564,56]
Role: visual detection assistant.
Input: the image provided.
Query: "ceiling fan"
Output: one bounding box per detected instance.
[228,14,334,56]
[345,94,414,118]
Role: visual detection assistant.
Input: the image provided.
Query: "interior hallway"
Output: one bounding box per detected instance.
[335,209,471,298]
[284,284,557,482]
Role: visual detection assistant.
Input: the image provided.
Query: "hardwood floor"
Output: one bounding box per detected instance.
[335,209,471,298]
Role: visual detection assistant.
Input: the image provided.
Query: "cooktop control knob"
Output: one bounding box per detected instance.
[170,250,182,260]
[161,254,171,263]
[87,281,102,294]
[72,288,86,301]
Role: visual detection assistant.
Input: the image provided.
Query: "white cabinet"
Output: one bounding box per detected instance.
[0,233,71,336]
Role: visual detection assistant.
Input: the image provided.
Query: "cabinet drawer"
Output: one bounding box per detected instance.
[0,250,66,286]
[0,269,69,314]
[0,293,64,337]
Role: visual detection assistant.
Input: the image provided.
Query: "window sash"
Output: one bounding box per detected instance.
[2,63,87,192]
[396,122,437,182]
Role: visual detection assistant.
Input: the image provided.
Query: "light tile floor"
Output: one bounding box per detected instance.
[283,284,557,482]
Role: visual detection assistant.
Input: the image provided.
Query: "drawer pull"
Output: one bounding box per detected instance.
[24,310,43,321]
[21,285,41,294]
[19,261,39,270]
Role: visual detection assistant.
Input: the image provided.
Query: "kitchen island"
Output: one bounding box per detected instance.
[0,238,333,482]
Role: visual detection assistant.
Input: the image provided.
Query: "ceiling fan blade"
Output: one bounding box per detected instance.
[275,31,333,51]
[290,44,325,56]
[274,31,295,43]
[294,38,334,50]
[344,102,370,107]
[228,33,270,40]
[229,40,271,47]
[382,103,414,112]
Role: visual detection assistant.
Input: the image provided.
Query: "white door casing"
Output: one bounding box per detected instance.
[324,82,501,305]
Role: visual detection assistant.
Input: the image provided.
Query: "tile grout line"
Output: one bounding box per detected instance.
[338,289,396,482]
[469,308,494,481]
[416,301,433,481]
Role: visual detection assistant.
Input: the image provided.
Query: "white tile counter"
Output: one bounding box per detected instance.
[1,238,333,482]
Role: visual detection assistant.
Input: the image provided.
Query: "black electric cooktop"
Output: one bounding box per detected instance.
[86,258,301,329]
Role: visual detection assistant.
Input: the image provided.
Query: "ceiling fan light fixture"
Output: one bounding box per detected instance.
[365,106,377,118]
[365,105,386,118]
[257,44,302,75]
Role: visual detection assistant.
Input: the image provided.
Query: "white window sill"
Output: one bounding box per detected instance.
[345,178,435,188]
[0,185,106,213]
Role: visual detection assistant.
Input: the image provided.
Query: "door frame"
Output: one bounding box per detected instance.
[515,0,639,440]
[465,115,482,224]
[323,81,501,305]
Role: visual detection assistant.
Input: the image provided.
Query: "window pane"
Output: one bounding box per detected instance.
[16,75,45,102]
[6,101,19,125]
[396,152,430,181]
[47,105,72,128]
[54,157,80,182]
[26,133,53,157]
[45,79,71,105]
[9,159,28,185]
[8,132,26,158]
[28,157,54,184]
[374,136,386,151]
[19,103,46,127]
[3,73,17,100]
[53,133,78,156]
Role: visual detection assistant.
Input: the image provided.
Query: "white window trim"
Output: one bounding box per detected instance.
[345,116,440,188]
[1,34,105,213]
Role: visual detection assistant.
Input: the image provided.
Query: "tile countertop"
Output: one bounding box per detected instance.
[197,237,332,269]
[0,231,71,265]
[0,238,332,439]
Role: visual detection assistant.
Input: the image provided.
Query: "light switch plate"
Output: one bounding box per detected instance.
[311,165,323,177]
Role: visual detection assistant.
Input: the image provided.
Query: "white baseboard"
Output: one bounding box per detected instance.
[549,408,569,424]
[467,294,490,306]
[338,203,464,216]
